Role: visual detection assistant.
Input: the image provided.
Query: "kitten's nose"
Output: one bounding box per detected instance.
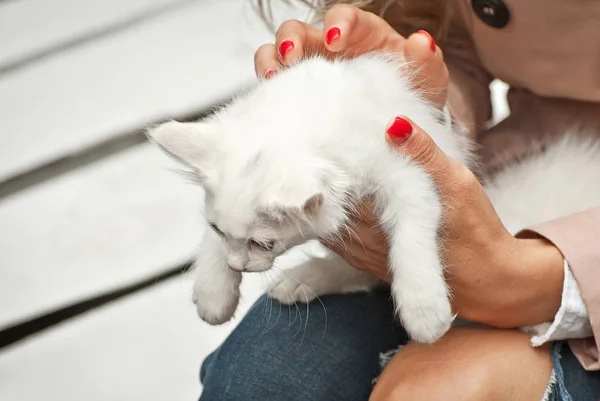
[227,253,247,272]
[228,264,246,272]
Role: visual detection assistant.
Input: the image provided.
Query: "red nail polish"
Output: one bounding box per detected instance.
[325,27,341,45]
[386,117,413,144]
[417,30,436,52]
[279,40,294,58]
[265,69,277,79]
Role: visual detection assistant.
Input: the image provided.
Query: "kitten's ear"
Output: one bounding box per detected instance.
[272,192,324,221]
[301,193,324,218]
[146,120,217,177]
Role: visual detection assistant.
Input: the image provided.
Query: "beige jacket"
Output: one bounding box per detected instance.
[377,0,600,370]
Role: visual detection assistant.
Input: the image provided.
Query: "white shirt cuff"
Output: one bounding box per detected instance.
[529,259,593,347]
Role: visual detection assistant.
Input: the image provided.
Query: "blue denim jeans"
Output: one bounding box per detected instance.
[200,289,600,400]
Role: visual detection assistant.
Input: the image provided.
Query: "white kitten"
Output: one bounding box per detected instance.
[148,53,473,343]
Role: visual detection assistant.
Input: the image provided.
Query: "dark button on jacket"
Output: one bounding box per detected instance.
[471,0,510,28]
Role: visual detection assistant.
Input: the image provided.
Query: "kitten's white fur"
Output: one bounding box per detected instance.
[148,54,600,343]
[149,53,471,343]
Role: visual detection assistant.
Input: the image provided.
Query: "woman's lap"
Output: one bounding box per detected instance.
[199,290,599,401]
[200,288,406,401]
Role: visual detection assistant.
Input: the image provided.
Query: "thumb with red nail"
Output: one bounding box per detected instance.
[384,116,456,179]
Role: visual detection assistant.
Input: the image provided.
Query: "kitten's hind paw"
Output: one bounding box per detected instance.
[267,274,318,305]
[267,254,380,305]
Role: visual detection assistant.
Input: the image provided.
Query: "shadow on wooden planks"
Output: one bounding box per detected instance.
[0,100,228,200]
[0,260,193,350]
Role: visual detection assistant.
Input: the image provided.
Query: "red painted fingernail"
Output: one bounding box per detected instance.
[386,117,413,144]
[325,27,341,45]
[418,30,436,52]
[265,69,277,79]
[279,40,294,58]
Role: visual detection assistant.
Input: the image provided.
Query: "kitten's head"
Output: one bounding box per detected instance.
[148,119,347,272]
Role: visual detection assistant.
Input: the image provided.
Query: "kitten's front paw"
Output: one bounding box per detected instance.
[396,284,454,343]
[193,280,240,325]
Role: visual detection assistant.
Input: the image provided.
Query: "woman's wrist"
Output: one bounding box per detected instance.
[520,237,564,322]
[491,237,564,328]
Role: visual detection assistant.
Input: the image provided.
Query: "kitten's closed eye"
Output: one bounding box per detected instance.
[209,223,225,237]
[210,222,275,251]
[249,239,275,252]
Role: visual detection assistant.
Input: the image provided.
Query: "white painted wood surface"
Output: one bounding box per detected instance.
[0,275,266,401]
[0,0,273,181]
[0,144,203,327]
[0,0,186,71]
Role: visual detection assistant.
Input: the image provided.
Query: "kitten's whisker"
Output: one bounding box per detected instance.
[272,264,328,341]
[260,271,284,335]
[259,273,272,326]
[267,268,299,330]
[270,265,303,331]
[261,282,275,336]
[271,265,305,338]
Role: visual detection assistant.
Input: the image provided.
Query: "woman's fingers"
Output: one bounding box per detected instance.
[321,198,392,282]
[259,6,450,111]
[274,19,327,65]
[323,4,406,54]
[322,5,447,107]
[404,31,449,108]
[254,43,281,79]
[255,19,326,79]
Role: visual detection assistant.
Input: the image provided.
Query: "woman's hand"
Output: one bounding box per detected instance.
[254,4,449,108]
[328,116,565,329]
[257,5,564,328]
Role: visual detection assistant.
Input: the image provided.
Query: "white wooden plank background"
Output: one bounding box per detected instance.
[0,0,274,182]
[0,145,202,328]
[0,275,266,401]
[0,0,188,71]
